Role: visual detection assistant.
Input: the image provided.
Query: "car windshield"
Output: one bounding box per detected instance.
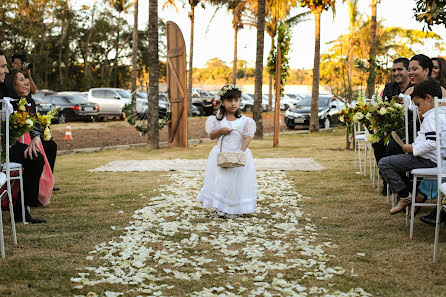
[136,92,148,99]
[66,95,90,104]
[294,96,331,107]
[116,89,131,98]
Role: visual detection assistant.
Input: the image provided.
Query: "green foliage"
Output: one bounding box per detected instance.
[0,0,167,91]
[320,18,442,98]
[414,0,446,30]
[266,22,291,96]
[298,0,335,13]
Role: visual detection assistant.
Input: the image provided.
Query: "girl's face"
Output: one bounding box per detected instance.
[221,96,240,114]
[432,60,440,79]
[14,72,29,97]
[408,60,429,84]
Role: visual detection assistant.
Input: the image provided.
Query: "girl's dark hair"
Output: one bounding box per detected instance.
[216,86,242,121]
[432,57,446,88]
[412,77,442,100]
[4,69,27,99]
[410,54,433,76]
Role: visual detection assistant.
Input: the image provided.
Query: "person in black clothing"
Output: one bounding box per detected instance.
[0,50,9,97]
[4,69,46,223]
[381,57,411,101]
[374,58,412,194]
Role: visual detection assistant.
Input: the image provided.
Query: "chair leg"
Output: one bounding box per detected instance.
[369,146,373,180]
[433,191,442,263]
[0,205,4,258]
[363,143,367,176]
[410,176,417,239]
[6,187,17,245]
[354,141,357,168]
[358,142,362,173]
[19,170,25,224]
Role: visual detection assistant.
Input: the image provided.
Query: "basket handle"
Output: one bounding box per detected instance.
[220,129,243,153]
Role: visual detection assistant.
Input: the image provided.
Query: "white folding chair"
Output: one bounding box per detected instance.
[0,101,19,257]
[409,97,439,236]
[354,121,372,176]
[433,97,446,263]
[0,98,25,224]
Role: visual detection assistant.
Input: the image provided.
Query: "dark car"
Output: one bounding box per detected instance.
[33,96,56,116]
[135,92,169,118]
[45,94,99,123]
[284,94,345,129]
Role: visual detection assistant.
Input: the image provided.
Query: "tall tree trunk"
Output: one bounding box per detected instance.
[366,0,377,99]
[56,0,72,90]
[268,35,274,112]
[232,27,238,85]
[147,0,159,149]
[131,0,139,111]
[84,1,96,79]
[268,73,272,111]
[113,13,121,88]
[187,5,195,117]
[309,10,321,133]
[253,0,265,140]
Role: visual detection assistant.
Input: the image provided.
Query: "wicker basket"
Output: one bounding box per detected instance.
[217,130,246,168]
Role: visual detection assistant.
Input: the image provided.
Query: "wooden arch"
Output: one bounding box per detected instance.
[166,21,188,147]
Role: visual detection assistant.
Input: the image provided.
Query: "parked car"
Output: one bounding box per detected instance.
[240,94,254,112]
[87,88,133,119]
[192,88,217,116]
[44,94,99,123]
[262,94,286,111]
[33,96,56,117]
[34,89,56,99]
[247,94,269,112]
[191,105,201,116]
[284,94,345,129]
[135,91,169,118]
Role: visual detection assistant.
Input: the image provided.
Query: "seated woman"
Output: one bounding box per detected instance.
[4,69,51,223]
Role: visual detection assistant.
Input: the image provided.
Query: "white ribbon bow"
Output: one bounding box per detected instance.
[1,97,14,115]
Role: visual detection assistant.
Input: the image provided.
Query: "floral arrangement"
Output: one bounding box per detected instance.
[122,104,171,136]
[1,98,36,160]
[218,84,242,97]
[36,109,58,141]
[364,98,404,144]
[340,97,404,144]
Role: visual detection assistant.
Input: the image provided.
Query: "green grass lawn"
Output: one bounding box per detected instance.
[0,127,445,296]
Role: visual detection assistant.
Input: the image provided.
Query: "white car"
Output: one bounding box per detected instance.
[87,88,147,118]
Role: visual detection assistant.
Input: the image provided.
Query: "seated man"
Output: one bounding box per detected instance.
[378,78,446,215]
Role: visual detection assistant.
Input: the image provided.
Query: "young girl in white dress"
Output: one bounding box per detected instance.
[197,85,257,217]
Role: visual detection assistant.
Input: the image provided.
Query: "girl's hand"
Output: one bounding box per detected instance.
[221,127,232,135]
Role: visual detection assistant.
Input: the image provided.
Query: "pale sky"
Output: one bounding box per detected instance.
[78,0,446,69]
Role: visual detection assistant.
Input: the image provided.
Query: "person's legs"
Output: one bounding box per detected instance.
[378,154,436,214]
[9,142,46,223]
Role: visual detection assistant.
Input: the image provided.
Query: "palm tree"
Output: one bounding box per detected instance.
[253,0,265,139]
[346,0,359,103]
[131,0,139,111]
[163,0,200,116]
[148,0,160,149]
[206,0,248,85]
[299,0,336,133]
[366,0,378,99]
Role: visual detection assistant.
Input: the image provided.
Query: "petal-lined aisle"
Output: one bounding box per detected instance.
[71,171,370,297]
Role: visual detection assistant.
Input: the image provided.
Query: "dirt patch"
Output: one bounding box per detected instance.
[52,113,291,151]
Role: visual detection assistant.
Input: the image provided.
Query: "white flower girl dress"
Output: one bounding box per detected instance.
[197,114,257,214]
